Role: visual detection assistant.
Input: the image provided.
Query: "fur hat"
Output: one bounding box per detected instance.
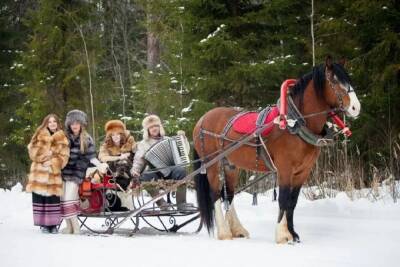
[142,114,165,140]
[65,109,88,129]
[105,120,126,136]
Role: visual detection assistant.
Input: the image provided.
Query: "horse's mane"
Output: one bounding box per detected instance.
[290,63,351,111]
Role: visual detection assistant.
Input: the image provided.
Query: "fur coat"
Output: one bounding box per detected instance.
[26,129,70,196]
[62,131,96,184]
[98,132,136,162]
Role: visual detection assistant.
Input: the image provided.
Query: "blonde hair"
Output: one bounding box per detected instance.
[30,114,62,143]
[79,128,90,154]
[66,123,90,154]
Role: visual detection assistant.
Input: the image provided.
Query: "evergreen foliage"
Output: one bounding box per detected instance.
[0,0,399,187]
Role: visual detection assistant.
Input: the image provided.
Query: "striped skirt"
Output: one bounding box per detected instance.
[61,181,80,219]
[32,192,62,226]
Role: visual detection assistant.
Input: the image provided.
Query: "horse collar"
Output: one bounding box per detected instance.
[284,95,334,147]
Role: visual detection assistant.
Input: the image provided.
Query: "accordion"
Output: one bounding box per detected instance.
[144,135,190,176]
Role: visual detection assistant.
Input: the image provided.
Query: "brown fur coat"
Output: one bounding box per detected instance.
[26,129,70,196]
[98,132,136,162]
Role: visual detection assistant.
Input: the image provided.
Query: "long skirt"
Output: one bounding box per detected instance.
[60,181,80,219]
[32,192,62,226]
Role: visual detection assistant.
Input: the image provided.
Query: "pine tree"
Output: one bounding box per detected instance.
[15,0,104,141]
[315,0,400,173]
[0,0,35,187]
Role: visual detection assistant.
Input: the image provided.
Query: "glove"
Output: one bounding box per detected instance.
[130,168,140,178]
[119,153,130,160]
[98,162,109,174]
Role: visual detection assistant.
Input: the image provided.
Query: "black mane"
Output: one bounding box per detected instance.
[290,63,352,110]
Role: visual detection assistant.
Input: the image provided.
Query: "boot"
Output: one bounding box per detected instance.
[61,219,73,234]
[147,187,170,210]
[70,216,81,234]
[49,225,59,234]
[40,226,51,234]
[176,185,187,205]
[176,186,194,211]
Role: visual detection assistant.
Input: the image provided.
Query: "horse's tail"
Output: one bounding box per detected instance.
[193,148,214,234]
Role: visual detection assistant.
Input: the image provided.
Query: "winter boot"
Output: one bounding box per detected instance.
[147,187,170,210]
[49,225,59,234]
[176,186,194,211]
[61,219,73,234]
[40,226,51,234]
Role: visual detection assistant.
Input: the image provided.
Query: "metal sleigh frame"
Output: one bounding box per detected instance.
[77,179,203,235]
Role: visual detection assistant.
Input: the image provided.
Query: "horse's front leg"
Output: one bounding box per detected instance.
[275,186,302,244]
[286,186,301,243]
[275,186,293,244]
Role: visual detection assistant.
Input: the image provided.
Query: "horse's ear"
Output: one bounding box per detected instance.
[338,57,347,67]
[325,55,333,69]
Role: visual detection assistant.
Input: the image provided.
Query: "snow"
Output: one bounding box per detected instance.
[1,184,399,267]
[181,101,194,113]
[200,24,226,43]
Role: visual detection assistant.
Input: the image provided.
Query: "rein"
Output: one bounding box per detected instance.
[112,120,279,231]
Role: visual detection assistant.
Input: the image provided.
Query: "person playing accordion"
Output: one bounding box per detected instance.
[130,115,192,210]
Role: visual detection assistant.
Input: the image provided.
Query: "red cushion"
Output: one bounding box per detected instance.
[232,107,279,136]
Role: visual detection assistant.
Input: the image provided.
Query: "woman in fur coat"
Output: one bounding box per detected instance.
[99,120,136,178]
[99,120,136,168]
[61,109,108,234]
[26,114,69,233]
[98,120,137,210]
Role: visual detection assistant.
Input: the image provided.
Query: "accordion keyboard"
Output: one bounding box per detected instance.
[144,135,190,176]
[171,135,190,165]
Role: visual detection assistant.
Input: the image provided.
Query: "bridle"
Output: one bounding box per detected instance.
[325,69,353,112]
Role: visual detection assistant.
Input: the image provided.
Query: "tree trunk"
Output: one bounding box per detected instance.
[146,10,160,113]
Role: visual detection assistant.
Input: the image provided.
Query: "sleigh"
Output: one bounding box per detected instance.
[77,171,202,235]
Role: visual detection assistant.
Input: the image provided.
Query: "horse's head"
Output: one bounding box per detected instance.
[323,57,361,118]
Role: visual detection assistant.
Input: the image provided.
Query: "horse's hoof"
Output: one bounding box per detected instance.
[275,229,293,244]
[276,236,293,244]
[218,236,233,240]
[290,231,300,243]
[218,232,233,240]
[275,226,293,244]
[232,228,250,238]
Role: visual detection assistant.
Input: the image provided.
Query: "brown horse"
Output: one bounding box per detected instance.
[192,58,361,243]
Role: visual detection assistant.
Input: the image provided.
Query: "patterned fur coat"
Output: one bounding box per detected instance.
[26,129,69,196]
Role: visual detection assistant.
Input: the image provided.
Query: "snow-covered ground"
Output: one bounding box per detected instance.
[1,184,399,267]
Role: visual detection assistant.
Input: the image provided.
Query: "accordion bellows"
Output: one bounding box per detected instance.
[144,136,190,176]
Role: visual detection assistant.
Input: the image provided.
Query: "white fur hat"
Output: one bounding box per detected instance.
[142,114,165,140]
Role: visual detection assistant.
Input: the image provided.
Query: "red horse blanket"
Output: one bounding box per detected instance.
[232,107,279,136]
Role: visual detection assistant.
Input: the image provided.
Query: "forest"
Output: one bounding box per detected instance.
[0,0,399,193]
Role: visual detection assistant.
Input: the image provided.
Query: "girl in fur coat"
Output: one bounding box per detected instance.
[61,109,108,234]
[26,114,69,233]
[98,120,136,210]
[98,120,136,168]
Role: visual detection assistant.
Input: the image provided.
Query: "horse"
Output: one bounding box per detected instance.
[192,57,361,243]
